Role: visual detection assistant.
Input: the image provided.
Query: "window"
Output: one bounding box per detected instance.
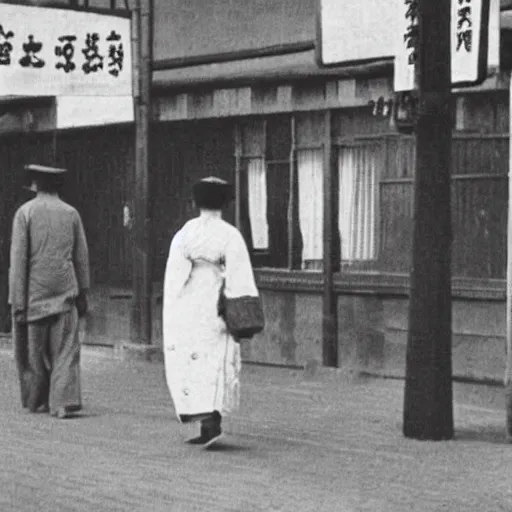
[235,95,509,279]
[237,113,328,270]
[337,143,378,261]
[297,148,323,268]
[238,115,291,268]
[236,108,383,271]
[333,108,386,267]
[296,112,325,270]
[246,158,268,250]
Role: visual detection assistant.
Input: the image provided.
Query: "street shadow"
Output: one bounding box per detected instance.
[455,425,510,445]
[205,442,251,453]
[52,412,99,420]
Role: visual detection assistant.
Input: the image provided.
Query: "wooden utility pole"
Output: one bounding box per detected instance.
[506,75,512,443]
[131,0,153,345]
[403,0,454,440]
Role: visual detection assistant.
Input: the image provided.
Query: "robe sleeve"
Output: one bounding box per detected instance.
[73,211,91,291]
[8,209,28,314]
[163,229,193,304]
[224,228,259,298]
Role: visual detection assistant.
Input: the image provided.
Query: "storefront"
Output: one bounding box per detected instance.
[1,0,511,383]
[142,70,508,382]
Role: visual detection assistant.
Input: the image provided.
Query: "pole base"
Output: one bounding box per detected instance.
[0,332,11,350]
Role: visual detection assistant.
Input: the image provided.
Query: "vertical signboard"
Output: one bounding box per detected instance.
[394,0,497,90]
[317,0,399,67]
[317,0,498,90]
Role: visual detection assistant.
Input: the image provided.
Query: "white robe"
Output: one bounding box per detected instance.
[163,211,259,419]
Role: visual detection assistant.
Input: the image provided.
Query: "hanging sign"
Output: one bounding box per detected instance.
[316,0,399,66]
[317,0,498,91]
[395,0,497,91]
[56,95,134,128]
[0,4,132,96]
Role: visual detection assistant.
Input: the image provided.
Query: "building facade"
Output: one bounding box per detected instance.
[0,0,511,382]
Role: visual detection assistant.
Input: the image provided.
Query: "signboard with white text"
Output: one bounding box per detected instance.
[56,95,134,128]
[394,0,496,90]
[317,0,499,91]
[316,0,399,66]
[0,4,132,96]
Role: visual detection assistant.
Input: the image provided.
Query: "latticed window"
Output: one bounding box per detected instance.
[235,108,384,271]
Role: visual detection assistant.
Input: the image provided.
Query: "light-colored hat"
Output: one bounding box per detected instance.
[200,176,228,185]
[24,164,67,174]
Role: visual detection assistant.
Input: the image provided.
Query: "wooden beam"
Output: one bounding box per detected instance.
[131,0,153,345]
[287,116,296,270]
[506,71,512,442]
[234,123,242,230]
[322,109,337,367]
[152,60,394,95]
[153,41,315,71]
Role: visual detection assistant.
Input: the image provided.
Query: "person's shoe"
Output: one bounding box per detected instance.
[57,407,69,419]
[37,403,49,413]
[186,424,209,445]
[51,407,70,419]
[29,403,49,413]
[186,434,208,445]
[203,426,223,449]
[186,422,223,447]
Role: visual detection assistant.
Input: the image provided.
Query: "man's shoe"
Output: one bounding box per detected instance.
[57,407,69,419]
[50,407,70,419]
[32,403,49,413]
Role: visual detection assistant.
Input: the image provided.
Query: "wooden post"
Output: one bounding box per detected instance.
[403,0,454,440]
[322,109,337,367]
[234,124,242,230]
[505,73,512,443]
[131,0,153,345]
[287,116,296,270]
[51,125,58,167]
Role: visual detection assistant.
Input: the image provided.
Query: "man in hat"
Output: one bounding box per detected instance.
[9,164,90,418]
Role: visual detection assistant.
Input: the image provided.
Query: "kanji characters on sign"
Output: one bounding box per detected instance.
[0,25,14,65]
[82,32,103,74]
[403,0,419,65]
[0,28,126,76]
[456,0,473,52]
[55,35,77,73]
[106,30,123,77]
[0,4,132,97]
[19,35,45,68]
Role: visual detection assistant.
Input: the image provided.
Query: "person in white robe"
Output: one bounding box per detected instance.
[163,177,259,447]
